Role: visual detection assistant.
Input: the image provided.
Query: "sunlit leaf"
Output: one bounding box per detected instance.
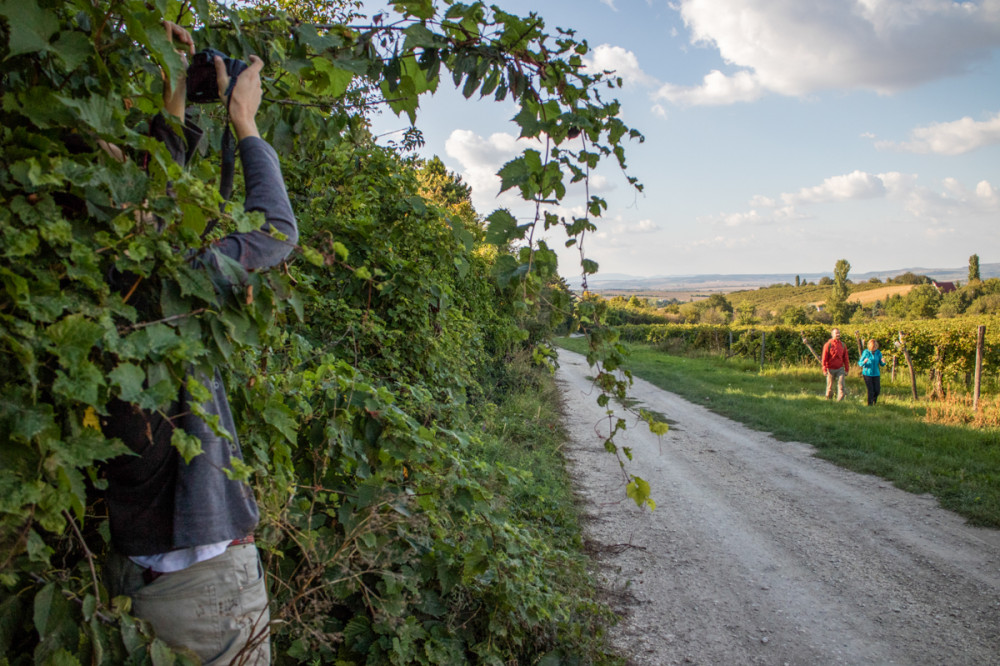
[171,429,203,464]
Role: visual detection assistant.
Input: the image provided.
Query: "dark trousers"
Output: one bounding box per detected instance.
[863,375,881,405]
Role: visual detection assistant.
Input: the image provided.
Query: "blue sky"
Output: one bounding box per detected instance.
[365,0,1000,278]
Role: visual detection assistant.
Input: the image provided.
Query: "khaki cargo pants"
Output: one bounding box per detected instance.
[105,544,270,665]
[825,366,847,401]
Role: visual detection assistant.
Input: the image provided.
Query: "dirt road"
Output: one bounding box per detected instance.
[555,349,1000,665]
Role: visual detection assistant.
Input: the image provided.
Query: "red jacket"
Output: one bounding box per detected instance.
[822,338,850,372]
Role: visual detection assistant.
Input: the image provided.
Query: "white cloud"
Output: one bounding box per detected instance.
[876,112,1000,155]
[874,171,919,194]
[702,205,804,227]
[902,176,1000,221]
[613,218,659,234]
[976,179,997,200]
[720,210,767,227]
[584,44,657,87]
[709,171,999,231]
[665,0,1000,105]
[444,129,620,217]
[783,170,892,205]
[600,0,618,10]
[592,216,660,244]
[444,130,518,168]
[655,69,763,106]
[585,173,617,194]
[444,129,518,197]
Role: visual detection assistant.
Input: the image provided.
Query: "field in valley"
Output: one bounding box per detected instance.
[846,283,915,304]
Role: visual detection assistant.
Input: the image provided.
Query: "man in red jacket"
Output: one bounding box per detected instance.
[822,328,850,400]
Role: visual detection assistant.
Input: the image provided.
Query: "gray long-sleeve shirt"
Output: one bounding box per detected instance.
[103,118,297,556]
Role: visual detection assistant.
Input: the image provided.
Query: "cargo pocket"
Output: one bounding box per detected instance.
[132,573,222,661]
[232,547,270,665]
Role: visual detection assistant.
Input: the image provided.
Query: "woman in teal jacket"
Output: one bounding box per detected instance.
[859,339,886,405]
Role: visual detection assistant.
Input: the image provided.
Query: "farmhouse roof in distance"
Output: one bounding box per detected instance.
[932,280,957,294]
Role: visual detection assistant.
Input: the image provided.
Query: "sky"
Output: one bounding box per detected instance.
[364,0,1000,279]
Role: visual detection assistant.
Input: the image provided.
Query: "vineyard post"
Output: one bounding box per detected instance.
[760,331,766,371]
[855,332,864,358]
[727,329,733,358]
[973,325,985,411]
[801,335,821,365]
[932,346,944,401]
[898,331,919,400]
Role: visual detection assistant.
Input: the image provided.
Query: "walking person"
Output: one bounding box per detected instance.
[859,339,886,406]
[821,328,850,401]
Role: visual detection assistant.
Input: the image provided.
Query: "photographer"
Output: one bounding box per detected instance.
[101,21,296,665]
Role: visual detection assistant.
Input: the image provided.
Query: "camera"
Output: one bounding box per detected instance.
[186,48,248,103]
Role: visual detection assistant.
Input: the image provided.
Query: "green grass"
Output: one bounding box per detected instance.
[556,337,1000,528]
[475,362,587,541]
[471,355,623,664]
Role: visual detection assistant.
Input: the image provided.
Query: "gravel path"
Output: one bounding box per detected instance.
[555,349,1000,665]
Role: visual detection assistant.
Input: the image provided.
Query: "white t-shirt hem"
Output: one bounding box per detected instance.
[129,540,231,573]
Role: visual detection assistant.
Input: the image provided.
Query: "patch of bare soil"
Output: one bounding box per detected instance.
[556,349,1000,665]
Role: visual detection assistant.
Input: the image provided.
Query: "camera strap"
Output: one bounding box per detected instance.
[219,123,236,202]
[201,110,237,239]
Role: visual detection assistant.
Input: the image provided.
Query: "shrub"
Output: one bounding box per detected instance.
[968,293,1000,315]
[905,284,942,319]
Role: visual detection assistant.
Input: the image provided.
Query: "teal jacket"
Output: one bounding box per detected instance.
[859,349,885,377]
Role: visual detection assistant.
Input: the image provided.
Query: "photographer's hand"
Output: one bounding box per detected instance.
[162,21,195,120]
[216,55,264,141]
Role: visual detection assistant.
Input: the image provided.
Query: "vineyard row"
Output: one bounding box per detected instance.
[615,319,1000,388]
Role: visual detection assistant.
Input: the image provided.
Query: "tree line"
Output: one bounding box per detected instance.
[600,255,1000,327]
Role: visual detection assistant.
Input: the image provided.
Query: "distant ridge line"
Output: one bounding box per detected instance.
[567,263,1000,292]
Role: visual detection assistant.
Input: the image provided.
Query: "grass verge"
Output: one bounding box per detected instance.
[556,337,1000,528]
[472,353,623,664]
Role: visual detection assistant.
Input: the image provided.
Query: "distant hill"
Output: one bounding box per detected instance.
[567,263,1000,293]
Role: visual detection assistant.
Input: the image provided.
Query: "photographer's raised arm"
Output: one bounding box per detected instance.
[148,22,201,168]
[208,53,297,271]
[215,54,262,141]
[145,40,295,274]
[210,137,298,271]
[162,21,195,121]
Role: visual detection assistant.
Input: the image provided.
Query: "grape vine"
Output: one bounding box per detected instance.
[616,319,1000,389]
[0,0,653,662]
